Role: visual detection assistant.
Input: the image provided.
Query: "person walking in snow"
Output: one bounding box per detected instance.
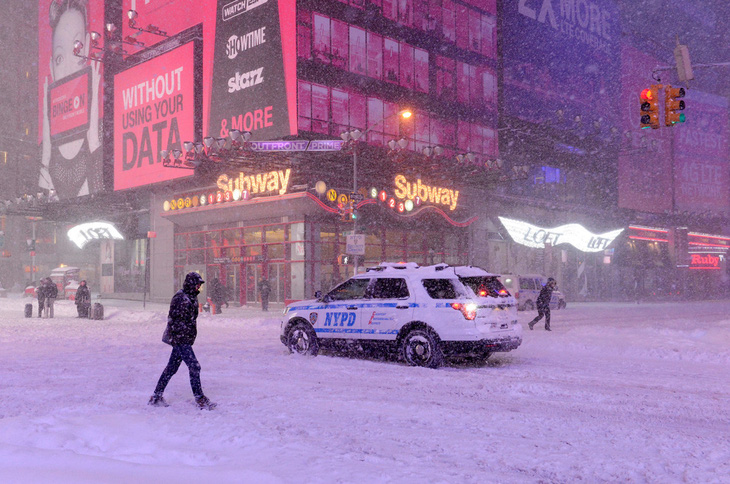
[75,280,91,318]
[210,278,227,314]
[149,272,216,410]
[528,277,557,331]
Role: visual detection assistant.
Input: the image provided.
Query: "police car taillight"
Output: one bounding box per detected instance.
[451,302,477,320]
[498,289,507,296]
[479,289,487,297]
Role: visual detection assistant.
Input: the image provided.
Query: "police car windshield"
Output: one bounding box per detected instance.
[459,276,508,297]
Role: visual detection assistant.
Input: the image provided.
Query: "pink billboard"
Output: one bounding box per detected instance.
[673,90,729,213]
[618,45,673,213]
[122,0,217,130]
[114,41,198,190]
[38,0,105,199]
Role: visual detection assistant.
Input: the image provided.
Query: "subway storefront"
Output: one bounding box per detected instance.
[157,169,475,306]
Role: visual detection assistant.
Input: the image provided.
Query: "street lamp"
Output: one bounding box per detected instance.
[340,109,412,275]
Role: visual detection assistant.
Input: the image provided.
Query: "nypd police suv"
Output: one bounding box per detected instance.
[280,263,522,368]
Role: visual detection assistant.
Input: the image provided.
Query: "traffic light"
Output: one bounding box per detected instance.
[639,87,660,129]
[665,86,686,126]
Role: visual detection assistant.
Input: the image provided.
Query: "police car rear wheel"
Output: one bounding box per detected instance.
[287,322,319,356]
[401,329,443,368]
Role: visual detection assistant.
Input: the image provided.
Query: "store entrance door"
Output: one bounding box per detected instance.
[267,262,289,304]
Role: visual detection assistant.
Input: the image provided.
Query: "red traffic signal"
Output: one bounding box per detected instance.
[639,87,660,129]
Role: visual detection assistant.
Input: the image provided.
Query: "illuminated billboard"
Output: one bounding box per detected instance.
[502,0,621,131]
[209,0,297,140]
[38,0,105,200]
[114,37,201,190]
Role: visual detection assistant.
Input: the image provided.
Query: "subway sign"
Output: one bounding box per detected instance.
[163,168,292,211]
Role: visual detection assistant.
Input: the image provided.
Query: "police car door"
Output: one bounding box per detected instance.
[317,277,370,340]
[361,277,413,341]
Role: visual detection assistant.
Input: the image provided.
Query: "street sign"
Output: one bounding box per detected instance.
[346,234,365,255]
[350,193,364,202]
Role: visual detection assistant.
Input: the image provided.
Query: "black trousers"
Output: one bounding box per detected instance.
[530,306,551,329]
[154,345,203,398]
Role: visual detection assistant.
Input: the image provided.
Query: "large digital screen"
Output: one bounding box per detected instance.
[673,90,729,213]
[209,0,297,141]
[38,0,105,200]
[502,0,621,131]
[123,0,217,130]
[114,40,200,190]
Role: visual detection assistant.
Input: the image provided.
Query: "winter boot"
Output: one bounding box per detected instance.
[148,394,169,407]
[195,395,217,410]
[528,321,535,330]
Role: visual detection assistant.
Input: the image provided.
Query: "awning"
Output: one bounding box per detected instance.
[160,191,335,227]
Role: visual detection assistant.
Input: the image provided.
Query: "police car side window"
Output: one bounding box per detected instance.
[328,278,371,301]
[422,279,458,299]
[370,278,409,299]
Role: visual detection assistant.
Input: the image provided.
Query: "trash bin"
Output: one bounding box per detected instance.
[24,303,33,318]
[92,302,104,320]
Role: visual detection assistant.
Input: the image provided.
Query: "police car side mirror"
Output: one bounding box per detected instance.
[314,290,322,299]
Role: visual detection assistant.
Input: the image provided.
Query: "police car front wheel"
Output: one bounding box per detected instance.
[401,329,444,369]
[286,322,319,356]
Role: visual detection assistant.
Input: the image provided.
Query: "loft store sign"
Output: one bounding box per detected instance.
[499,216,624,253]
[393,174,460,211]
[217,168,291,195]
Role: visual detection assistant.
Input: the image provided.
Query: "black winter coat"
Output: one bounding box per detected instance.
[76,285,91,306]
[44,283,59,299]
[163,283,200,346]
[536,285,554,310]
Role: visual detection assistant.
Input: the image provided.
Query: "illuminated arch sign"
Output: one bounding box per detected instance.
[68,222,124,249]
[499,217,623,252]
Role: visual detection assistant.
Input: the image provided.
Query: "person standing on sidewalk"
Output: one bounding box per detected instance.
[44,278,58,318]
[528,277,557,331]
[149,272,216,410]
[258,277,271,312]
[36,279,46,319]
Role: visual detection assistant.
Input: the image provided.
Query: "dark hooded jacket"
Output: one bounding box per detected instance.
[536,279,556,310]
[75,281,91,306]
[163,273,203,346]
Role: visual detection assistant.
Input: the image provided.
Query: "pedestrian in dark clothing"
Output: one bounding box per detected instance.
[36,280,46,319]
[528,277,557,331]
[258,277,271,311]
[75,280,91,318]
[210,278,227,314]
[149,272,216,410]
[43,278,58,318]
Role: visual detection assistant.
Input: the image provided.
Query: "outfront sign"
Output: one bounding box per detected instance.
[499,217,623,252]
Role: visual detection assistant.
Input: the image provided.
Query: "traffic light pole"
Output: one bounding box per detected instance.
[352,142,359,277]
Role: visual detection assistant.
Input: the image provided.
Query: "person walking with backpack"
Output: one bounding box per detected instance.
[149,272,216,410]
[528,277,557,331]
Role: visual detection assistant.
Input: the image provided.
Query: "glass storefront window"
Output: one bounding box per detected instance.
[244,227,262,245]
[267,244,285,260]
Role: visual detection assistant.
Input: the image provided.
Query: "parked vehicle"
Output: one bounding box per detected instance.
[280,262,522,368]
[50,266,81,299]
[498,274,567,311]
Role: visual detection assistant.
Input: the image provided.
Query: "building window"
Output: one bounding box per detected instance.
[331,19,349,69]
[313,14,330,64]
[297,10,312,60]
[367,32,383,80]
[349,26,367,75]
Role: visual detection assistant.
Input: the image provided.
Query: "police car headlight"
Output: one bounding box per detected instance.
[283,307,289,315]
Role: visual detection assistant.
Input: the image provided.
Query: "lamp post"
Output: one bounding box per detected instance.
[340,109,412,275]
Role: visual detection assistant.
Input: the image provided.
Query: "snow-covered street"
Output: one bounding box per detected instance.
[0,296,728,483]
